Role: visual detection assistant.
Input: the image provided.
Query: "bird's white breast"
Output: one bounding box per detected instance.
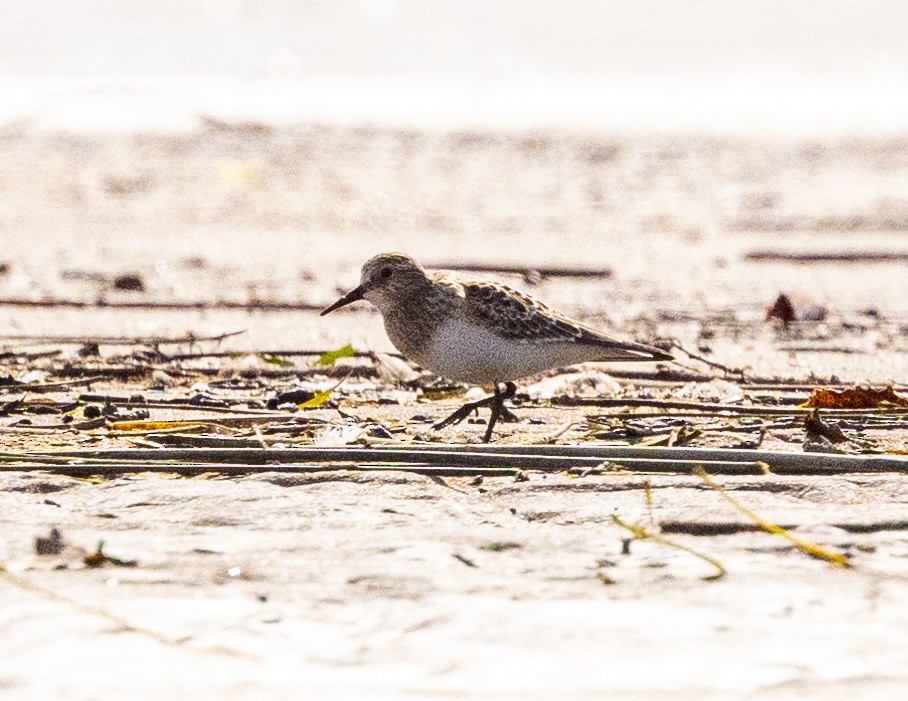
[423,318,592,384]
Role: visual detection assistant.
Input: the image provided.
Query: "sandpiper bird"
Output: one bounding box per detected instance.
[322,253,672,442]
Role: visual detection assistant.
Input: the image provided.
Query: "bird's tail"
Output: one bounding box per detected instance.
[592,338,673,362]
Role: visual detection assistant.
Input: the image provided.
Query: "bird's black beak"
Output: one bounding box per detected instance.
[320,285,366,316]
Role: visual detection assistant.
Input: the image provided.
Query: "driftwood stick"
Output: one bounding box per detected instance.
[0,461,530,478]
[0,376,112,393]
[5,444,908,475]
[165,349,404,361]
[75,397,290,416]
[745,250,908,263]
[363,444,908,474]
[0,330,246,346]
[425,262,612,279]
[0,298,325,312]
[1,451,767,476]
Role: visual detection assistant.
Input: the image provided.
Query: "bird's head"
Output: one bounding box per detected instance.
[320,252,429,316]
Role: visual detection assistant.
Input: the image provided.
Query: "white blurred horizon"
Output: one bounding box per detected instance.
[2,0,908,135]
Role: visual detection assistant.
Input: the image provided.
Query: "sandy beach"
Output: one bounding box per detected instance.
[2,2,908,696]
[0,121,906,699]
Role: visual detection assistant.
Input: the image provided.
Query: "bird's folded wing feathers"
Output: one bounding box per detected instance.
[460,280,670,361]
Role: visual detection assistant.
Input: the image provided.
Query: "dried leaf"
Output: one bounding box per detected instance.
[766,293,796,324]
[112,273,145,292]
[800,385,908,409]
[804,409,847,443]
[766,293,827,324]
[317,344,357,366]
[667,425,701,447]
[298,374,349,409]
[84,541,137,568]
[297,390,333,409]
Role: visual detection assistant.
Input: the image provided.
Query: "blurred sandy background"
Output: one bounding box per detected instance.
[2,5,908,273]
[2,1,908,381]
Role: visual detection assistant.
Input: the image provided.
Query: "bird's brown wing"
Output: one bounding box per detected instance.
[460,279,671,361]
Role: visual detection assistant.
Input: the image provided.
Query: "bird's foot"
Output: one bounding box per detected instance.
[433,396,495,431]
[499,405,520,423]
[433,382,519,442]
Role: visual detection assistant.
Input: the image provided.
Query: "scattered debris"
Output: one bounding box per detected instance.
[33,530,136,569]
[525,370,621,401]
[666,424,702,447]
[611,515,726,581]
[317,344,356,366]
[805,409,848,443]
[35,528,65,555]
[104,174,152,196]
[84,541,138,568]
[267,388,314,408]
[748,250,908,264]
[675,379,745,404]
[452,553,477,568]
[803,434,848,454]
[419,382,469,401]
[372,352,422,384]
[694,467,850,567]
[298,374,350,409]
[480,542,522,552]
[313,424,364,446]
[801,385,908,409]
[112,274,146,292]
[260,354,295,368]
[766,293,828,326]
[669,341,747,378]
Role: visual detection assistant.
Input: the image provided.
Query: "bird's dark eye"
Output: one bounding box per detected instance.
[380,267,392,279]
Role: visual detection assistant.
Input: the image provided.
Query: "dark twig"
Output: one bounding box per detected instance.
[165,349,404,362]
[670,341,748,379]
[425,262,612,279]
[0,376,112,393]
[0,330,246,346]
[0,298,325,312]
[745,250,908,264]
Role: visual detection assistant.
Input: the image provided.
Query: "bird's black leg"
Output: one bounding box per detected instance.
[433,386,499,432]
[482,383,505,443]
[498,381,519,423]
[433,381,521,440]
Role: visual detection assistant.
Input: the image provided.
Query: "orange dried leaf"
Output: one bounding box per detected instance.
[800,386,908,409]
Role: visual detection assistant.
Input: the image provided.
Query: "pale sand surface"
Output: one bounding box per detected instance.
[1,124,907,698]
[2,470,906,700]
